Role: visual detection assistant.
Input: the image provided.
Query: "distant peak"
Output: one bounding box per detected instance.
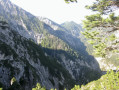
[61,21,79,26]
[70,21,76,23]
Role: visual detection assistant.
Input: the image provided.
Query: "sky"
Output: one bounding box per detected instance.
[10,0,95,24]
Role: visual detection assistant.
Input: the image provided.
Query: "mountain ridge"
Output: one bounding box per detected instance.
[0,0,102,89]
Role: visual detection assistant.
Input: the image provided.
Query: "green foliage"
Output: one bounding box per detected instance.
[109,34,116,41]
[83,14,103,30]
[81,2,119,89]
[93,43,107,57]
[72,70,119,90]
[8,78,21,90]
[0,21,75,89]
[41,34,79,60]
[50,89,57,90]
[71,85,80,90]
[61,21,100,64]
[82,0,119,59]
[21,37,75,89]
[32,83,46,90]
[25,40,73,81]
[85,0,119,14]
[11,77,16,85]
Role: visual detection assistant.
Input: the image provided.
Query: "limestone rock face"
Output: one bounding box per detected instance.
[0,22,73,90]
[0,0,101,89]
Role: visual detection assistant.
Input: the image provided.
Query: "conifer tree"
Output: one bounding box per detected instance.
[82,0,119,59]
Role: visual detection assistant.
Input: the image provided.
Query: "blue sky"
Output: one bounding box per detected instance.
[10,0,95,24]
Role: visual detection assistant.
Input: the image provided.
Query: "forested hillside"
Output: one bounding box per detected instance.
[0,20,76,90]
[0,0,118,89]
[82,0,119,70]
[0,0,102,90]
[61,21,94,55]
[72,0,119,89]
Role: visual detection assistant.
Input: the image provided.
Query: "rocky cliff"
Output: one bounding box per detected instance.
[0,0,101,89]
[0,21,75,90]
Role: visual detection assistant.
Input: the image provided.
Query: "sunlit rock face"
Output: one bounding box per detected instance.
[0,0,102,89]
[38,17,59,30]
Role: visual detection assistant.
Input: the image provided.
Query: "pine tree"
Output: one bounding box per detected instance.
[82,0,119,59]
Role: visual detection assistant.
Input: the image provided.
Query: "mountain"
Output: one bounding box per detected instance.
[61,20,119,71]
[0,0,101,89]
[61,21,82,37]
[0,21,74,90]
[61,21,119,71]
[61,21,94,55]
[39,18,93,59]
[38,17,101,81]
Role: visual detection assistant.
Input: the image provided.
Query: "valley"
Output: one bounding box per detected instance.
[0,0,119,90]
